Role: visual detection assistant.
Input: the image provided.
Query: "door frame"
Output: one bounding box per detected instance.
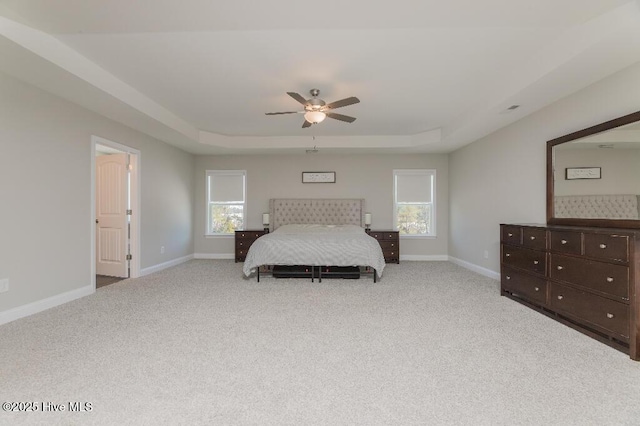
[91,135,141,289]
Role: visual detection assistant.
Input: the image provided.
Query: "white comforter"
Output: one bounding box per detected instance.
[242,224,386,278]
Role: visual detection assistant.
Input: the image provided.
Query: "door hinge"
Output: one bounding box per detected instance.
[126,210,132,215]
[126,254,132,260]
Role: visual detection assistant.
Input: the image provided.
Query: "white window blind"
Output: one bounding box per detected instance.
[396,173,432,203]
[209,174,244,202]
[206,170,246,235]
[393,169,436,236]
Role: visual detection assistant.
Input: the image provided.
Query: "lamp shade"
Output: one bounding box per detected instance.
[364,213,372,226]
[262,213,270,225]
[304,110,326,124]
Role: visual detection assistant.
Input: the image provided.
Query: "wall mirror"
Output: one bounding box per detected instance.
[547,110,640,229]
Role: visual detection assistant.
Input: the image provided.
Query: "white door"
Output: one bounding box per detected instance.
[96,154,129,278]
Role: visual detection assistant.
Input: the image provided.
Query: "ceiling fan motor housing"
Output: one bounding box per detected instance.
[307,98,326,110]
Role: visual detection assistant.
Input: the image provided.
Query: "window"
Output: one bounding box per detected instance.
[206,170,246,235]
[393,169,436,236]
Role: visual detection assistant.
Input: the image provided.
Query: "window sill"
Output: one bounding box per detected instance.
[400,234,437,239]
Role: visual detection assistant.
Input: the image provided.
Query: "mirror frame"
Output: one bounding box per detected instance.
[547,110,640,229]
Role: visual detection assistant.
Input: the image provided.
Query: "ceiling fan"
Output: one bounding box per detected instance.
[265,89,360,128]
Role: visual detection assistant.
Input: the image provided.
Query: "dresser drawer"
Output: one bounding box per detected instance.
[381,248,399,262]
[236,231,265,239]
[379,241,399,252]
[235,238,256,249]
[369,231,398,241]
[550,230,582,255]
[501,266,547,304]
[501,225,522,245]
[236,248,248,259]
[502,245,546,275]
[522,227,547,250]
[584,233,629,262]
[549,283,629,338]
[549,254,629,300]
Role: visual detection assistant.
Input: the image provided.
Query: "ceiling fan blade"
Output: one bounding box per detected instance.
[302,120,312,128]
[326,112,357,123]
[324,96,360,110]
[265,111,300,115]
[287,92,309,106]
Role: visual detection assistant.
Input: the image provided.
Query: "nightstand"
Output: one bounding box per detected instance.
[367,230,400,264]
[235,230,267,262]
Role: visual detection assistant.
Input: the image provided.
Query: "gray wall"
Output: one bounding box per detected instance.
[0,71,195,313]
[194,153,449,258]
[449,61,640,274]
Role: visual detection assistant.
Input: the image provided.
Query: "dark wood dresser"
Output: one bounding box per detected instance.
[500,223,640,360]
[235,230,267,262]
[367,230,400,264]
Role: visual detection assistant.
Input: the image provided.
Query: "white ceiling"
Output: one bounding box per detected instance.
[1,0,640,154]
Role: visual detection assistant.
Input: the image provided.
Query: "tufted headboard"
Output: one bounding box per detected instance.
[554,194,640,219]
[269,198,365,231]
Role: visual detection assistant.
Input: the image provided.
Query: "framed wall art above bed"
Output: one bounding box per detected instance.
[302,171,336,183]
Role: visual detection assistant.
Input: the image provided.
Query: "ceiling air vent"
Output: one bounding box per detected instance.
[500,105,521,114]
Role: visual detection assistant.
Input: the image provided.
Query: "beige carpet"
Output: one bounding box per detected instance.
[1,260,639,425]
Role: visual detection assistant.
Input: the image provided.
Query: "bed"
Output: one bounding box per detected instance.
[242,199,386,281]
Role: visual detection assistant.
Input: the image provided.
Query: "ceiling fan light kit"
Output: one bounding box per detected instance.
[304,110,326,124]
[266,88,359,128]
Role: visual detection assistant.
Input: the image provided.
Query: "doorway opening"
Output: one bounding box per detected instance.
[91,136,141,290]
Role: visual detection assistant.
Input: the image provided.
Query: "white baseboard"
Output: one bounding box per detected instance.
[0,285,94,326]
[448,256,500,280]
[400,255,449,261]
[141,254,194,276]
[193,253,235,260]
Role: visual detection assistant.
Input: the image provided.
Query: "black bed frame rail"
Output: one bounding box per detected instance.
[256,266,376,283]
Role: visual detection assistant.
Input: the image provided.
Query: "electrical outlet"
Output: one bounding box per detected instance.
[160,246,165,254]
[483,250,489,259]
[0,278,8,293]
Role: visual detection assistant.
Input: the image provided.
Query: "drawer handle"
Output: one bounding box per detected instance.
[556,265,563,270]
[506,276,511,280]
[557,295,563,300]
[505,253,511,257]
[607,313,614,319]
[606,277,614,283]
[561,239,568,245]
[391,244,395,247]
[508,233,513,237]
[530,236,536,240]
[239,242,244,246]
[533,260,539,265]
[599,243,607,249]
[534,287,540,292]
